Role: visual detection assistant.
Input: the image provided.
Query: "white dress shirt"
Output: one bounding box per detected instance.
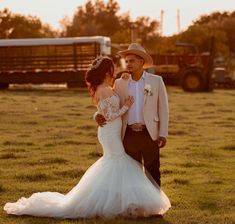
[127,73,145,125]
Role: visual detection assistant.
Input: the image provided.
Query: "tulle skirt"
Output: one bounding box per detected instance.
[4,118,170,218]
[4,153,170,218]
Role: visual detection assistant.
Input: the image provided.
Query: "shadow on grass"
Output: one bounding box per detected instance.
[3,214,172,224]
[88,151,103,158]
[54,168,85,179]
[0,184,5,192]
[0,153,18,159]
[221,144,235,151]
[204,102,216,107]
[66,113,82,117]
[3,141,34,146]
[198,200,219,212]
[16,173,50,182]
[161,169,186,175]
[20,121,38,125]
[168,130,187,136]
[44,143,56,147]
[78,125,96,130]
[27,157,68,166]
[180,161,206,168]
[5,88,89,96]
[173,178,189,185]
[17,134,31,138]
[62,140,96,146]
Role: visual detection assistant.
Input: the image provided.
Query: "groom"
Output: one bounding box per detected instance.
[96,43,169,187]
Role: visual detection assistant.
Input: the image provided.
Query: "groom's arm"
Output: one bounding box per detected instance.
[158,77,169,147]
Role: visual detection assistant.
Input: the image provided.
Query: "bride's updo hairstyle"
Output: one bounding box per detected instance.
[85,56,114,97]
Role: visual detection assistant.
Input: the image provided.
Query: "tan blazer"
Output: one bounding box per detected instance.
[113,71,169,141]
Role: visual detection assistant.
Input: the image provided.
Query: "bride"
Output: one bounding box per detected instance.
[4,56,170,219]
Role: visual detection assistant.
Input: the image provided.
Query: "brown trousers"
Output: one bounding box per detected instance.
[123,127,161,186]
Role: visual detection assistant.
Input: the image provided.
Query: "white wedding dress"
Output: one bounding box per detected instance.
[4,94,171,219]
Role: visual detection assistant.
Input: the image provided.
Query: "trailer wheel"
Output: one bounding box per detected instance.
[182,70,205,92]
[67,82,82,88]
[0,83,9,90]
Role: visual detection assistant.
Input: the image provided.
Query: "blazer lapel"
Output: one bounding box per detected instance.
[144,88,147,104]
[143,74,150,105]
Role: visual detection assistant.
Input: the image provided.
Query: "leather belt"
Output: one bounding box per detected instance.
[127,123,146,132]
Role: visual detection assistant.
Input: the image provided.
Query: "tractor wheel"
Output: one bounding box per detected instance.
[182,70,206,92]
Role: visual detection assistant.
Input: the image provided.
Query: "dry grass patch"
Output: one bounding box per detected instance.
[0,153,18,159]
[221,144,235,151]
[0,185,5,192]
[3,141,34,146]
[0,87,234,224]
[173,178,190,185]
[54,169,85,179]
[27,157,68,166]
[16,173,50,182]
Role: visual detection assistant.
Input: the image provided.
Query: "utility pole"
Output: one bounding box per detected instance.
[131,22,138,42]
[160,10,164,36]
[177,9,181,34]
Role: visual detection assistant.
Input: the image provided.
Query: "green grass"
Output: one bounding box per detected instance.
[0,86,234,224]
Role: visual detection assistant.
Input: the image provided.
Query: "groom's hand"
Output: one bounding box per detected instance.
[121,72,131,80]
[158,136,167,148]
[95,114,106,127]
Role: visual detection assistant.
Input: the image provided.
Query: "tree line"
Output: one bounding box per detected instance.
[0,0,235,58]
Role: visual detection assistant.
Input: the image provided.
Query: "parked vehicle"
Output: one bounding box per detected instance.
[0,36,111,89]
[147,37,215,92]
[212,67,235,88]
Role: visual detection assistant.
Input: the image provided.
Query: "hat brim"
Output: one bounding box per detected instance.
[118,49,153,68]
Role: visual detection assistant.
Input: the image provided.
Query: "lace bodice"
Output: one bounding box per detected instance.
[97,95,128,121]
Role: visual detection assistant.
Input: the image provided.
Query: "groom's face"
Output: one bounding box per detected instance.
[125,54,144,74]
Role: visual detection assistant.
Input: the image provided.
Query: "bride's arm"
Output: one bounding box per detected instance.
[98,96,133,121]
[92,87,111,125]
[98,99,128,121]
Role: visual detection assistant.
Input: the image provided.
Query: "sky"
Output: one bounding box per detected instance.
[1,0,235,36]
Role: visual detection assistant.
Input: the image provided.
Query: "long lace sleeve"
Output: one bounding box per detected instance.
[97,96,128,121]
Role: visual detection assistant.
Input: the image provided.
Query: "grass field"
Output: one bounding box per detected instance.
[0,86,234,224]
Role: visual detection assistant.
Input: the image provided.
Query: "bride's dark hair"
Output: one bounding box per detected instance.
[85,56,114,97]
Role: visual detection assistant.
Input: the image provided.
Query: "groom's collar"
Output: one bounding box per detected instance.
[142,71,146,79]
[129,71,146,82]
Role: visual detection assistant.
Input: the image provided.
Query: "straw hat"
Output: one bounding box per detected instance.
[118,43,153,68]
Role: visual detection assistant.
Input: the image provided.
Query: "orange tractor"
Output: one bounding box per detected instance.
[148,37,215,92]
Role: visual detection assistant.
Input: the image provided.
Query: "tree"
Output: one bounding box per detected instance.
[0,8,57,39]
[60,0,160,49]
[181,11,235,55]
[132,16,160,52]
[61,0,121,37]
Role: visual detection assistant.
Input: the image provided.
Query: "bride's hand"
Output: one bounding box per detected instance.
[124,96,134,108]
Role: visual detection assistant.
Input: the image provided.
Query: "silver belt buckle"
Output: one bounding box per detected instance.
[131,123,144,132]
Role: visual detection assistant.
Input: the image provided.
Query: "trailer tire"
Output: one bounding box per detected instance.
[0,83,9,90]
[182,69,206,92]
[67,82,83,88]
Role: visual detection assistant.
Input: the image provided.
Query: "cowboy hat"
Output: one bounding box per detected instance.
[118,43,153,68]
